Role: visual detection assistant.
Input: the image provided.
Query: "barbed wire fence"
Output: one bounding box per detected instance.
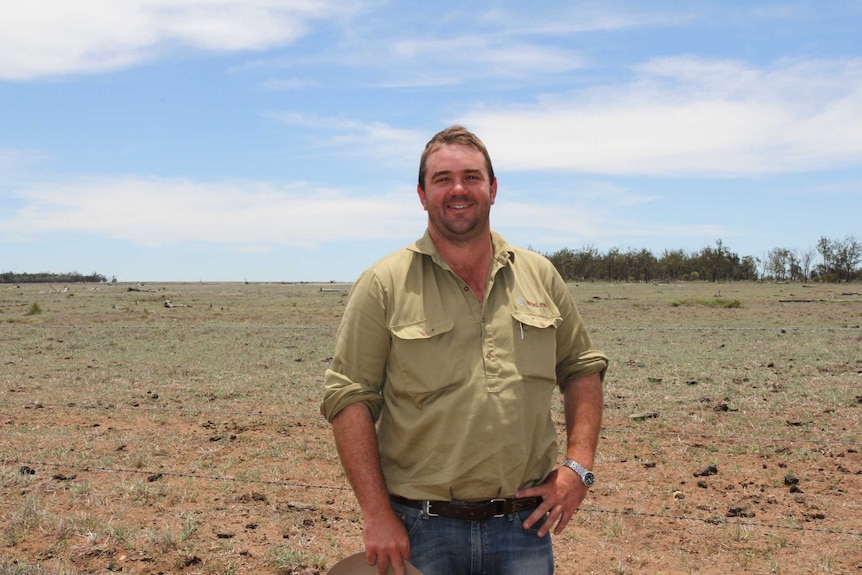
[2,321,860,544]
[2,400,860,540]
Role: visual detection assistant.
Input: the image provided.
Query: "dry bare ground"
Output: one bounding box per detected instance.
[1,281,860,574]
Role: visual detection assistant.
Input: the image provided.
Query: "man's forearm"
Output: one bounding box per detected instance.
[332,402,412,572]
[516,370,604,536]
[331,402,392,512]
[563,371,604,468]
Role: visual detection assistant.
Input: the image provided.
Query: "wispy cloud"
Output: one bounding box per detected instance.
[264,55,862,179]
[250,34,587,89]
[386,37,585,80]
[0,0,345,80]
[481,4,694,36]
[268,113,427,165]
[2,173,709,252]
[260,77,318,91]
[238,4,618,88]
[461,57,862,177]
[494,200,731,247]
[0,148,46,177]
[1,176,423,246]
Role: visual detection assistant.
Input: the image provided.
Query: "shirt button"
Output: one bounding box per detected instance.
[485,352,493,360]
[463,286,470,291]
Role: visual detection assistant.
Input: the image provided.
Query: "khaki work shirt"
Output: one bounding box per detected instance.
[321,230,608,501]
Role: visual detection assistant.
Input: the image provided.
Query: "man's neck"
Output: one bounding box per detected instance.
[428,227,494,303]
[428,227,493,270]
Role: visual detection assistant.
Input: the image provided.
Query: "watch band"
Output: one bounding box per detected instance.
[563,459,595,487]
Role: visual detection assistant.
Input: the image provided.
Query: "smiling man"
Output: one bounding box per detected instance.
[322,126,608,575]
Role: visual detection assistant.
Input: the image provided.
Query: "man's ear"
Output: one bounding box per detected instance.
[417,184,428,210]
[489,177,498,205]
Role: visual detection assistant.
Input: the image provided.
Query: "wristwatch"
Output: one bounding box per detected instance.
[563,459,595,487]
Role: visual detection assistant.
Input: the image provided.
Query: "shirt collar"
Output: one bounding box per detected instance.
[409,229,516,269]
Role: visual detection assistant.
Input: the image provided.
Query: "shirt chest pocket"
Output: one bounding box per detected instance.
[389,315,460,397]
[511,310,561,384]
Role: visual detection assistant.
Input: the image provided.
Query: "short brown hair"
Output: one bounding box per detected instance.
[418,125,495,190]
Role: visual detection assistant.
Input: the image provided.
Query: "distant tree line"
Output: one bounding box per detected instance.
[0,271,111,284]
[4,234,860,285]
[544,235,861,283]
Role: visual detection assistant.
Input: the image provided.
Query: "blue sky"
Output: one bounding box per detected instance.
[1,1,860,282]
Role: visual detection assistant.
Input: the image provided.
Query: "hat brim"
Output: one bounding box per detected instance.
[328,552,423,575]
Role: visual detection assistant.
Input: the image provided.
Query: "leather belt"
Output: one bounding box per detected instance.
[390,495,543,521]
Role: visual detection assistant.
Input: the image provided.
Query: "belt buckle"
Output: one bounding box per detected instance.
[491,498,507,518]
[422,501,439,517]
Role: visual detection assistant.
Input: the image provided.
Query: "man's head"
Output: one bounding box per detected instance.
[416,126,497,245]
[418,126,495,191]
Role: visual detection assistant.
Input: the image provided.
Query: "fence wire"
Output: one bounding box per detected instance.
[2,399,860,541]
[3,321,860,543]
[2,400,859,448]
[2,455,859,539]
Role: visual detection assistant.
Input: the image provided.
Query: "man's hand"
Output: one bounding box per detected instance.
[331,404,412,574]
[363,507,411,575]
[517,370,603,537]
[515,465,587,537]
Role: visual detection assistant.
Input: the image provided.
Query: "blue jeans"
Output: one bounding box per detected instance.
[391,500,554,575]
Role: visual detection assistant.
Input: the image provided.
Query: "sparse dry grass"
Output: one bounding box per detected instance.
[1,281,860,574]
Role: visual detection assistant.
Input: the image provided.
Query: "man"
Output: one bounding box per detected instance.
[321,126,608,575]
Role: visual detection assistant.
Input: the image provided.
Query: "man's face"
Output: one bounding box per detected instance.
[417,144,497,245]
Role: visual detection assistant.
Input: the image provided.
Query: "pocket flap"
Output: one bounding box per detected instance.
[391,316,455,340]
[511,310,562,330]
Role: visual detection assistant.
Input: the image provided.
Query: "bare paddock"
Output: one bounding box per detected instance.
[1,281,860,574]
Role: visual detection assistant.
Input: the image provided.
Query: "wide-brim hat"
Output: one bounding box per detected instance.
[328,552,423,575]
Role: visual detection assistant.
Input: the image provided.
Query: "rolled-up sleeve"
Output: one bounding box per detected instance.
[321,271,391,422]
[552,273,608,390]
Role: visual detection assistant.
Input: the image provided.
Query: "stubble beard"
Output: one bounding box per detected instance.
[430,203,491,245]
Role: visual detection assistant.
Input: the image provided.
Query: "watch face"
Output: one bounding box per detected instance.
[583,472,595,486]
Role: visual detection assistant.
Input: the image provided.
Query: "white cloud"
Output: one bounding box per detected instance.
[1,176,423,246]
[269,112,428,165]
[569,181,659,208]
[0,148,45,178]
[239,6,594,88]
[388,37,585,80]
[494,196,729,247]
[461,57,862,177]
[336,33,587,90]
[2,174,722,252]
[490,5,694,36]
[0,0,340,79]
[260,77,317,91]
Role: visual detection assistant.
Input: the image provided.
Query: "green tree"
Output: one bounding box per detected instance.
[816,236,862,281]
[766,247,793,281]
